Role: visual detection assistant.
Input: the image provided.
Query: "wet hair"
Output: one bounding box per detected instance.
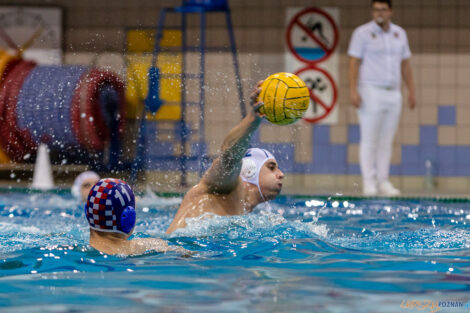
[372,0,392,8]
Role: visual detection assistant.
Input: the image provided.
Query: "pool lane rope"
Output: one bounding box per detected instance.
[0,54,125,162]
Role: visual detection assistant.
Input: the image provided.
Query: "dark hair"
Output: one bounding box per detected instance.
[371,0,392,8]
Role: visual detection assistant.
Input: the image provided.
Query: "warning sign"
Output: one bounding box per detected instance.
[295,66,337,124]
[286,7,339,64]
[285,7,339,124]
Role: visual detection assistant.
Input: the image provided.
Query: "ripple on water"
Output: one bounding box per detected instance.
[1,192,470,312]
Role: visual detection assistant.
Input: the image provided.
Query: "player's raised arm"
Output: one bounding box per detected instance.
[201,82,264,194]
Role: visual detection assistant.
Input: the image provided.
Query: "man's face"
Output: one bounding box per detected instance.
[372,2,392,26]
[258,160,284,200]
[81,177,100,202]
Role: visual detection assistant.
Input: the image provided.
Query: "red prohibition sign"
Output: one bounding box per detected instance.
[286,7,339,64]
[295,66,338,124]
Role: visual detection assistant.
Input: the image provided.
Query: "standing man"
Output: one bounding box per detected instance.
[348,0,415,196]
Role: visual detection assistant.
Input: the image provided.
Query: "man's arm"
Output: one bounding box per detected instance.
[200,83,264,194]
[349,56,362,108]
[401,58,416,110]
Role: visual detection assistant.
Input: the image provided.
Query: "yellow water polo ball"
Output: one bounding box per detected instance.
[257,72,310,125]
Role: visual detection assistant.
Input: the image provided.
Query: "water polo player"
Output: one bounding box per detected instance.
[85,178,182,255]
[166,82,284,233]
[72,171,100,202]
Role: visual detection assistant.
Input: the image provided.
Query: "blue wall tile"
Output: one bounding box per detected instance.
[313,145,331,165]
[330,144,347,165]
[438,146,456,165]
[419,126,438,145]
[348,164,361,175]
[438,106,456,126]
[348,125,360,143]
[330,163,348,174]
[390,165,401,176]
[401,163,422,175]
[455,163,470,176]
[313,125,330,145]
[437,165,456,176]
[401,145,420,164]
[420,146,438,163]
[456,146,470,165]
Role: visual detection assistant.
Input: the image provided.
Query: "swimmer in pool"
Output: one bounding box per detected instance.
[166,82,285,233]
[72,171,100,202]
[85,178,184,255]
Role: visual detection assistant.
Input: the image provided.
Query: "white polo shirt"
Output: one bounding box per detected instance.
[348,21,411,89]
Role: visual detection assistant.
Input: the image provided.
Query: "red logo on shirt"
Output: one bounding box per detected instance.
[394,32,399,38]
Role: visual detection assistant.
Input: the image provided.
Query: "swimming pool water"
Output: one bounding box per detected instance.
[1,191,470,312]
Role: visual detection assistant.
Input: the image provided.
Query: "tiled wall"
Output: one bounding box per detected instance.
[4,0,470,194]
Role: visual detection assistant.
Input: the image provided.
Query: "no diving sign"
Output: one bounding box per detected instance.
[295,66,337,124]
[286,7,339,64]
[285,7,339,124]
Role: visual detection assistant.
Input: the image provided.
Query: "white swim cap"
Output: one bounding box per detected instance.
[71,171,100,199]
[240,148,276,200]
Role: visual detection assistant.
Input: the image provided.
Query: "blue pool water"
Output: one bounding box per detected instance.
[1,190,470,312]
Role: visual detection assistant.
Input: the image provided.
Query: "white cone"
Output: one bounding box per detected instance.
[31,144,54,190]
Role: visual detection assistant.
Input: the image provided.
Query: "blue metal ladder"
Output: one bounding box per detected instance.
[131,0,245,186]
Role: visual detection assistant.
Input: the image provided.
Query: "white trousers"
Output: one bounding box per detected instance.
[358,85,402,186]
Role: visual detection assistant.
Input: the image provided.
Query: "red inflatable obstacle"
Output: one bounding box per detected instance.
[0,52,126,162]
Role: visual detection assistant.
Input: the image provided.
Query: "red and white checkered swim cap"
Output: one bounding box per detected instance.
[84,178,136,235]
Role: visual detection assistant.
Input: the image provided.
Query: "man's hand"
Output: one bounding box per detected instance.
[349,56,361,108]
[248,80,265,120]
[401,59,416,110]
[350,89,361,108]
[408,91,416,110]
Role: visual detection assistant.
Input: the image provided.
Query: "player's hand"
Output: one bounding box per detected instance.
[249,80,265,120]
[350,89,361,108]
[408,92,416,110]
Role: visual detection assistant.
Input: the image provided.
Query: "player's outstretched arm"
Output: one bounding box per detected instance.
[201,82,265,194]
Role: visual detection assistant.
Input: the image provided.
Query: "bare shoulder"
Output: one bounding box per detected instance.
[183,182,208,200]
